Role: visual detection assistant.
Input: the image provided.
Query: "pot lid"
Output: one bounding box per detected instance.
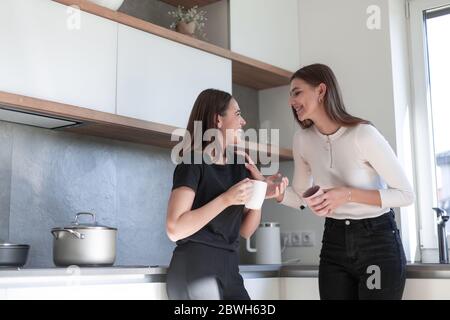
[57,212,117,231]
[0,243,30,249]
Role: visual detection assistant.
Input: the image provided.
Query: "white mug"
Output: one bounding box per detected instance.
[245,180,267,210]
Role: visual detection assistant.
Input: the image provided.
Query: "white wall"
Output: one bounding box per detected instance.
[297,0,397,146]
[388,0,419,262]
[229,0,300,71]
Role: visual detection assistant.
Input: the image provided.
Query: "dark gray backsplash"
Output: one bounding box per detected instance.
[119,0,174,30]
[233,84,259,130]
[0,123,13,242]
[0,120,175,267]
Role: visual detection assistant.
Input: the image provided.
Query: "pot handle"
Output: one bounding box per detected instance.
[74,212,96,224]
[51,229,85,240]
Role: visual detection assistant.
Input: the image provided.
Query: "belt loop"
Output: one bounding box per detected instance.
[387,209,395,229]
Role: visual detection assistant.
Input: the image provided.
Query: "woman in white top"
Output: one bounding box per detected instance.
[274,64,414,299]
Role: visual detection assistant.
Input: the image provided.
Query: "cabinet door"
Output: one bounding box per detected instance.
[229,0,300,72]
[117,24,232,129]
[403,279,450,300]
[4,283,168,300]
[244,278,280,299]
[0,0,117,113]
[280,277,320,299]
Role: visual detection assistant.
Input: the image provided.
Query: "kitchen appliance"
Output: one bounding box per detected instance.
[246,222,281,264]
[51,212,117,267]
[0,243,30,268]
[0,105,79,129]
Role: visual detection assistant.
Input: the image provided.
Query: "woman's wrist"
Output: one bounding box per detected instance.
[220,192,231,207]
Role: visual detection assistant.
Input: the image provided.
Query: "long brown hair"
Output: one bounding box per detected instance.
[185,88,232,151]
[290,64,370,129]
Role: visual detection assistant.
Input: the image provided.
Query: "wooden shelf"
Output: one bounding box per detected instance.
[159,0,221,8]
[0,91,293,161]
[53,0,291,90]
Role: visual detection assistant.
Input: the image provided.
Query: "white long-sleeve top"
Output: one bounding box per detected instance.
[281,124,415,219]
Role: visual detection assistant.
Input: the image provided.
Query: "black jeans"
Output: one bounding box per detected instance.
[166,242,250,300]
[319,210,406,300]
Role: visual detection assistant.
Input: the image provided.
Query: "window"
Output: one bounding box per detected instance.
[410,0,450,262]
[426,8,450,213]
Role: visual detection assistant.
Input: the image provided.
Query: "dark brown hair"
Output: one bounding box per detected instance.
[290,63,370,129]
[185,88,232,151]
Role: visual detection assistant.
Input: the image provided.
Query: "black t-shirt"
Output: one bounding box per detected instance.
[171,153,250,251]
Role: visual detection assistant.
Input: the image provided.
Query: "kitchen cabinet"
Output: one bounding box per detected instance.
[3,283,167,300]
[244,278,281,300]
[0,0,117,114]
[229,0,300,72]
[54,0,292,90]
[279,278,320,300]
[403,279,450,300]
[116,24,232,128]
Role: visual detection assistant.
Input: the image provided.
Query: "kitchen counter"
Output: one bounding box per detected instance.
[2,263,450,281]
[1,264,450,299]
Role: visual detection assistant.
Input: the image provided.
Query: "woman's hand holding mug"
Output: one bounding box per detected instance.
[309,187,351,216]
[244,161,289,200]
[223,178,254,206]
[305,186,351,216]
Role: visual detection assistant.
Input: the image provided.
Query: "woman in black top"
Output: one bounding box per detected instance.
[165,89,288,300]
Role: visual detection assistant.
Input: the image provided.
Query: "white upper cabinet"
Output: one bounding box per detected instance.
[229,0,300,72]
[0,0,117,113]
[116,24,232,129]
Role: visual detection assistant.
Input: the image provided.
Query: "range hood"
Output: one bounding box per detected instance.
[0,105,79,129]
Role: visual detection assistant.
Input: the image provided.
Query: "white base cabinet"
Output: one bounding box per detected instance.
[2,277,450,299]
[244,278,281,300]
[0,0,117,113]
[2,283,167,300]
[403,279,450,300]
[280,278,320,300]
[117,24,232,129]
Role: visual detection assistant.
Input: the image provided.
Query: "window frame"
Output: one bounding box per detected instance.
[409,0,450,261]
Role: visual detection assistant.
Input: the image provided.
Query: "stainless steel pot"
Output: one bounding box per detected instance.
[51,212,117,267]
[0,243,30,267]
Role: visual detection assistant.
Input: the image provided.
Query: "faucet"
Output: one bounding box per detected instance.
[432,207,449,263]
